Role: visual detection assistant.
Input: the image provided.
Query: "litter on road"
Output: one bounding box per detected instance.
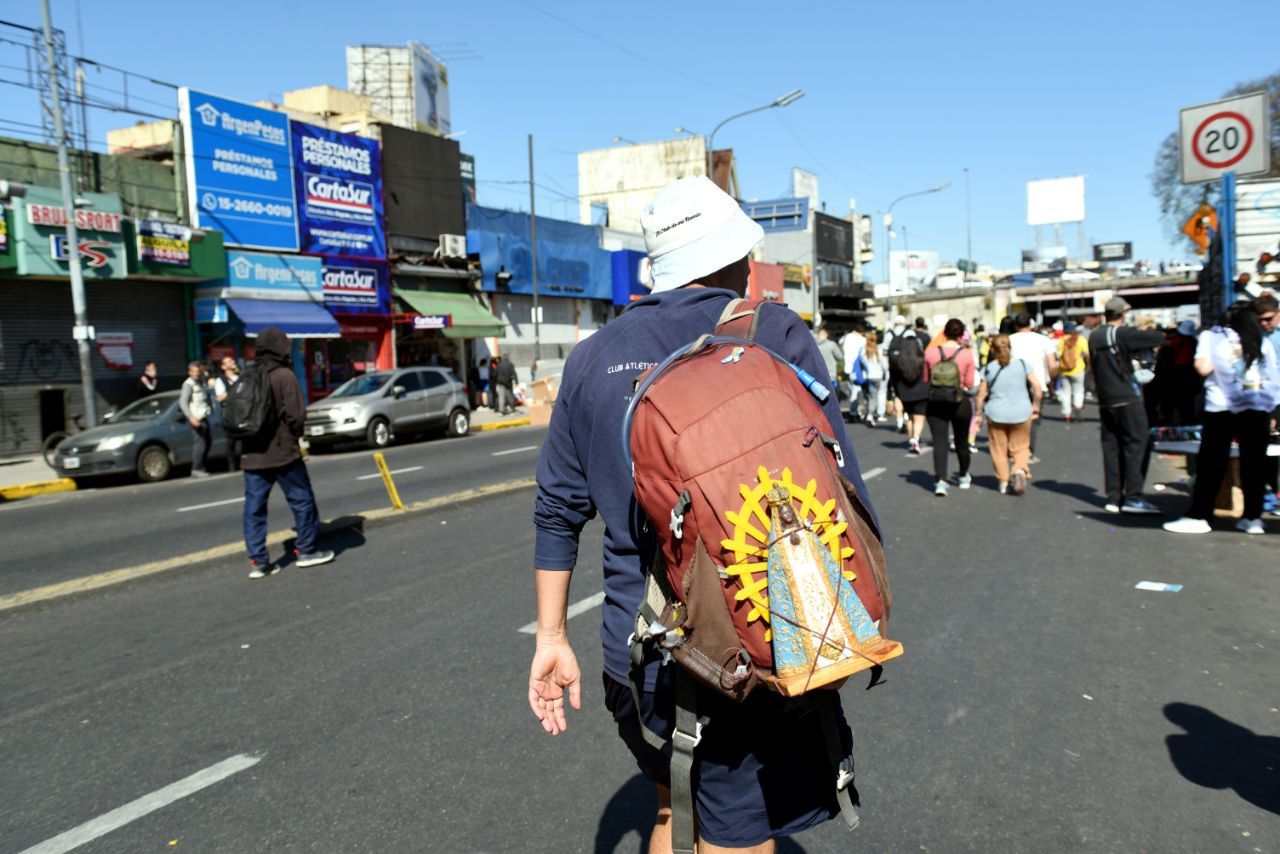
[1135,581,1183,592]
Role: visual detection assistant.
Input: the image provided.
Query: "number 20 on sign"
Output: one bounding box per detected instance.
[1179,91,1271,185]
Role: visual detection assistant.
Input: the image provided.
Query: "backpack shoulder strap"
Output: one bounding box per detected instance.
[715,298,765,340]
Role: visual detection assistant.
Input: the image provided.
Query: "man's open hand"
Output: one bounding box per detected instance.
[528,637,581,736]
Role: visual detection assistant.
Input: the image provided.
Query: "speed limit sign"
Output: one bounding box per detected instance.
[1180,91,1271,184]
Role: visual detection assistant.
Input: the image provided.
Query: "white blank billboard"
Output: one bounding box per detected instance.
[1027,176,1085,226]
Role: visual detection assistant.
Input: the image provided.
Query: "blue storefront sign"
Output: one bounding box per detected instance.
[467,205,610,301]
[179,88,299,251]
[610,249,653,305]
[322,257,390,315]
[292,122,386,259]
[212,250,323,301]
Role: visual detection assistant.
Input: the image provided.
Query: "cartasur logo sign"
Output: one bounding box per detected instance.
[292,122,385,259]
[322,257,390,315]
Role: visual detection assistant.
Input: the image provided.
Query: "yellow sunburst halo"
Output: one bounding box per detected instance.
[720,465,856,642]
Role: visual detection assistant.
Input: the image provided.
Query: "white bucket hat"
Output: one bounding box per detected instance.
[640,177,764,293]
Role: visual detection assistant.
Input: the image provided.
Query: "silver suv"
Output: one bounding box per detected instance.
[304,367,471,449]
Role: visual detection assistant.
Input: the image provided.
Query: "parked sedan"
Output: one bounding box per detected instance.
[52,392,229,483]
[304,367,471,449]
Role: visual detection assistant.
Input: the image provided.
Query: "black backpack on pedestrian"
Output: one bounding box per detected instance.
[891,332,925,384]
[222,366,274,439]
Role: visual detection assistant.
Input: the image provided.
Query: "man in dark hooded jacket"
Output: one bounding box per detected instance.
[241,327,334,578]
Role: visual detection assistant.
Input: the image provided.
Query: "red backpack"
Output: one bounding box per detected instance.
[626,297,901,697]
[624,299,901,848]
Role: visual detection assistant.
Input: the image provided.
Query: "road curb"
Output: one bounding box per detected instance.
[473,417,531,432]
[0,478,77,502]
[0,476,537,614]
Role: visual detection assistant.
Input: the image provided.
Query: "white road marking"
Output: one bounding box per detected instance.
[175,497,243,513]
[19,753,260,854]
[491,445,539,457]
[862,466,886,481]
[519,591,606,634]
[356,466,423,481]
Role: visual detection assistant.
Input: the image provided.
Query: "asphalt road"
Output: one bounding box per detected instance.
[2,411,1277,852]
[0,426,547,597]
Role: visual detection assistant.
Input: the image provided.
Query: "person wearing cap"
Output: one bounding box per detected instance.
[1088,297,1166,514]
[528,177,874,853]
[1055,321,1090,422]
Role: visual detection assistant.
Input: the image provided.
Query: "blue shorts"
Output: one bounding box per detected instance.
[602,670,852,848]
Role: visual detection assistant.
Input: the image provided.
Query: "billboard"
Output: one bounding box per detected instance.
[179,89,298,251]
[459,153,476,204]
[381,125,464,243]
[1093,241,1133,262]
[1021,246,1069,274]
[292,122,385,259]
[889,250,939,293]
[1027,176,1085,226]
[1236,179,1280,281]
[411,42,451,135]
[814,211,854,264]
[322,258,390,315]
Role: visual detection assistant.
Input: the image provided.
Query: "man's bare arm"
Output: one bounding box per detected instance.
[528,568,582,736]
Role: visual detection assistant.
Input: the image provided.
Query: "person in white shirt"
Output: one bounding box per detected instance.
[1164,303,1280,535]
[840,327,867,418]
[1008,312,1057,462]
[213,355,242,471]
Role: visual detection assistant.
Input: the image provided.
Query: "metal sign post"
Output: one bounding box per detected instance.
[1220,171,1237,306]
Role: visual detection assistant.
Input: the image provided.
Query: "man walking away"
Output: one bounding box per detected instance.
[179,361,213,478]
[1089,298,1165,514]
[529,176,871,853]
[1056,321,1090,422]
[240,328,333,578]
[814,325,845,411]
[494,355,518,415]
[1009,313,1056,462]
[214,355,242,472]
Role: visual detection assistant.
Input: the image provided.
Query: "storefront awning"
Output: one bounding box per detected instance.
[225,298,341,338]
[394,289,505,339]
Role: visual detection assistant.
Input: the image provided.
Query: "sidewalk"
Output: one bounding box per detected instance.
[470,407,532,432]
[0,455,71,495]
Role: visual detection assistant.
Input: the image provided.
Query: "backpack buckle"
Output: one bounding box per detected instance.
[670,490,692,540]
[720,346,745,364]
[672,719,704,750]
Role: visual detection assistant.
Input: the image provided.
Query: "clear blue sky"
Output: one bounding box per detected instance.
[3,0,1275,274]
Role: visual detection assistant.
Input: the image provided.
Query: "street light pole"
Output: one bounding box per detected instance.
[41,0,97,426]
[964,167,972,279]
[706,88,804,187]
[527,133,540,362]
[883,182,951,290]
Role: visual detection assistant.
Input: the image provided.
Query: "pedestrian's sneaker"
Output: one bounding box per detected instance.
[191,469,210,479]
[907,439,922,456]
[1121,499,1161,515]
[1235,518,1265,535]
[957,473,972,490]
[1163,517,1211,534]
[934,480,949,497]
[1104,503,1121,514]
[1028,454,1042,465]
[1011,470,1027,496]
[295,549,336,568]
[998,481,1009,495]
[896,419,907,434]
[248,560,280,580]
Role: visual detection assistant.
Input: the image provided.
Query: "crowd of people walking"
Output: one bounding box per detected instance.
[827,289,1280,534]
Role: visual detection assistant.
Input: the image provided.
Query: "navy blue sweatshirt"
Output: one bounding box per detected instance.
[533,287,877,688]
